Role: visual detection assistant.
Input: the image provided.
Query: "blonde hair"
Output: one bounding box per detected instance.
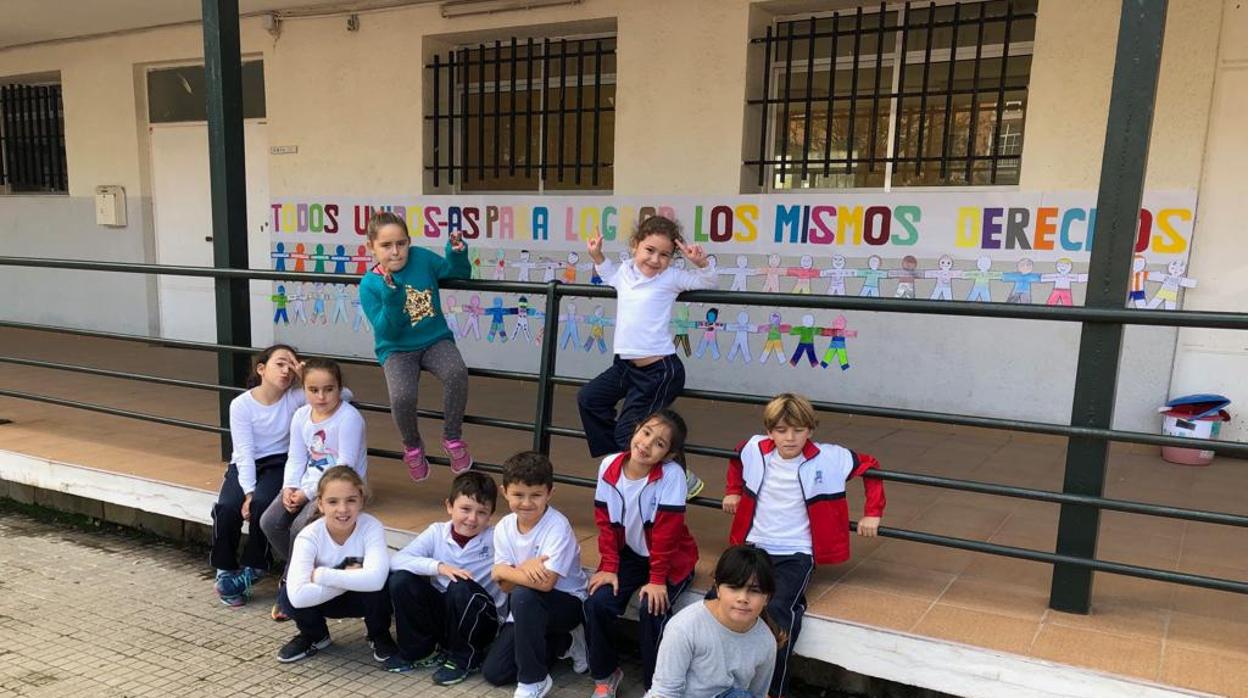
[312,465,367,521]
[763,393,818,431]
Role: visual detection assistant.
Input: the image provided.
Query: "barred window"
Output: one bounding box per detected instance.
[746,0,1036,190]
[0,81,67,193]
[425,35,616,192]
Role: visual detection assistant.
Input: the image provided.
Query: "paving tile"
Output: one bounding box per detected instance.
[807,584,934,632]
[1159,643,1248,698]
[911,604,1040,655]
[1029,624,1162,681]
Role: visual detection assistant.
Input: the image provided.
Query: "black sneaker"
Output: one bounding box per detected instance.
[370,634,399,662]
[432,660,475,686]
[276,633,331,663]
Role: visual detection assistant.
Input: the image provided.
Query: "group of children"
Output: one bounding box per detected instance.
[209,212,887,698]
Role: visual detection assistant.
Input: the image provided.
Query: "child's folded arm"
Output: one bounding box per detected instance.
[390,525,441,575]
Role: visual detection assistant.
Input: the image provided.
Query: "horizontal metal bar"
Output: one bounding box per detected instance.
[3,257,1248,330]
[757,12,1040,43]
[424,108,616,120]
[0,355,244,394]
[2,385,1242,593]
[0,388,226,434]
[746,84,1030,106]
[870,523,1247,594]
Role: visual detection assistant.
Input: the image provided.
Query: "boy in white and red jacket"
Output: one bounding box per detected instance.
[585,409,699,696]
[721,393,885,698]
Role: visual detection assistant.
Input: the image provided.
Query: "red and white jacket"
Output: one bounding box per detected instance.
[726,435,885,566]
[593,453,699,585]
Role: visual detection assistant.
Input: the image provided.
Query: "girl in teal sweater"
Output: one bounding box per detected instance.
[359,211,472,482]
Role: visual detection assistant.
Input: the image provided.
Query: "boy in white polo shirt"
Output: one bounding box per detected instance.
[387,471,504,684]
[483,451,589,698]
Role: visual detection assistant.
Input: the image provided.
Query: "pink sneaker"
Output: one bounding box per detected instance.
[404,446,430,482]
[443,439,473,474]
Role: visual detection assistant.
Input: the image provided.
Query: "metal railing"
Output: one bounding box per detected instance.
[1,256,1245,602]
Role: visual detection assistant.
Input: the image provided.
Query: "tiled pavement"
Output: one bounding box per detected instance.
[0,509,639,698]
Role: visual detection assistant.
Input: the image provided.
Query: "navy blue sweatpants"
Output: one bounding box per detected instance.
[577,354,685,457]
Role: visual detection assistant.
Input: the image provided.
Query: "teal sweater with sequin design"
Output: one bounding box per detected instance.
[359,241,470,365]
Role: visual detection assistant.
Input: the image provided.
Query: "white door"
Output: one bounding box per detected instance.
[150,121,273,346]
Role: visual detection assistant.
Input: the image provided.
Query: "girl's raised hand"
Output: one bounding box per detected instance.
[449,231,466,252]
[679,241,709,268]
[586,228,605,264]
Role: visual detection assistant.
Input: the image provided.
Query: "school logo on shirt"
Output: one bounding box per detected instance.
[814,470,824,485]
[480,544,491,558]
[404,285,434,326]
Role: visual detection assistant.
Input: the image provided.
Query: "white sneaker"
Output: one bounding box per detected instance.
[514,675,553,698]
[561,625,588,674]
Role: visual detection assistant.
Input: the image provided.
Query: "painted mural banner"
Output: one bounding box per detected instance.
[264,191,1197,374]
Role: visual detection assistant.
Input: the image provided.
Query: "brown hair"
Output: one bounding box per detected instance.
[311,465,367,521]
[762,392,818,431]
[633,408,689,468]
[629,215,684,252]
[301,356,344,390]
[502,450,554,490]
[366,210,409,241]
[246,344,299,389]
[448,471,499,513]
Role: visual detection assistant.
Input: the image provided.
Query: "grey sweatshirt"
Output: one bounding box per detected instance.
[645,601,777,698]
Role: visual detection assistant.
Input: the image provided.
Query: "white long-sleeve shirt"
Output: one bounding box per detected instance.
[283,402,368,499]
[286,513,389,608]
[594,257,717,359]
[390,521,506,610]
[228,386,353,495]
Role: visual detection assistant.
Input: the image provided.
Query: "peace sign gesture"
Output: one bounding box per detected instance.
[586,227,605,264]
[678,240,709,268]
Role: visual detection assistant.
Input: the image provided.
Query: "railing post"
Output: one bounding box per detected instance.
[202,0,252,462]
[532,281,562,453]
[1048,0,1168,614]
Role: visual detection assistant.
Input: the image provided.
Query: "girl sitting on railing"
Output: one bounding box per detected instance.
[359,211,473,483]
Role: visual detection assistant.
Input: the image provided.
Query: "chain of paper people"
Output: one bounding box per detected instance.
[269,246,1198,370]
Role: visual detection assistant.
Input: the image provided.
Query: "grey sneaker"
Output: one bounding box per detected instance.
[591,668,623,698]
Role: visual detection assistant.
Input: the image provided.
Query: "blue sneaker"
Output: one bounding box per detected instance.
[432,660,475,686]
[214,569,253,604]
[242,567,266,585]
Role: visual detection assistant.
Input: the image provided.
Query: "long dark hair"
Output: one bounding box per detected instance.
[713,545,788,648]
[632,408,688,467]
[245,344,300,389]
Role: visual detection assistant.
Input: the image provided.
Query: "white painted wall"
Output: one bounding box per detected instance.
[1169,0,1248,441]
[0,1,1237,436]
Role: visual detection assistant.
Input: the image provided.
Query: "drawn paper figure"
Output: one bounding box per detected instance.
[694,307,724,360]
[964,256,1001,302]
[820,254,858,295]
[890,256,920,299]
[725,310,759,364]
[618,250,630,266]
[290,282,310,324]
[583,305,613,354]
[510,250,538,282]
[1146,259,1198,310]
[760,254,785,293]
[272,242,290,271]
[788,314,825,367]
[485,296,517,343]
[469,248,482,280]
[820,314,858,371]
[293,243,308,272]
[271,285,289,324]
[706,255,719,275]
[493,249,508,281]
[311,282,328,324]
[857,255,888,297]
[1128,255,1149,308]
[460,294,484,340]
[331,284,350,324]
[589,260,604,285]
[757,312,790,365]
[673,257,687,271]
[538,257,559,283]
[351,286,368,333]
[558,301,583,350]
[313,244,327,274]
[671,303,696,357]
[562,252,580,284]
[721,255,758,292]
[353,245,370,275]
[925,254,963,301]
[1002,258,1042,304]
[444,295,462,336]
[331,244,350,274]
[1042,258,1088,306]
[787,255,820,294]
[513,296,544,344]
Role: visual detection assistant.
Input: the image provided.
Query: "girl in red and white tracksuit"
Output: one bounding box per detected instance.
[721,393,886,698]
[584,409,699,695]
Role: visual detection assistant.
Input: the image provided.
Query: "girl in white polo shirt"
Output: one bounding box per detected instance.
[578,215,717,500]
